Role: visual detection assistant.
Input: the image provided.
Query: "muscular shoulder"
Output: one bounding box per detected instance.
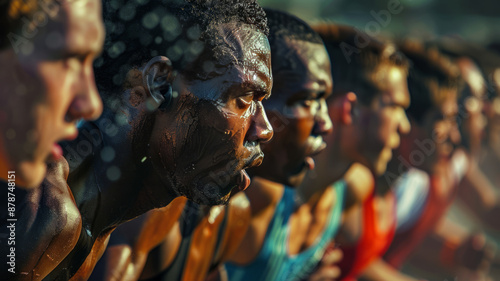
[228,179,283,265]
[8,158,82,280]
[227,192,251,220]
[114,196,187,253]
[343,163,374,209]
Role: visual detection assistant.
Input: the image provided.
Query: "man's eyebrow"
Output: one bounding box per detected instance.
[240,80,269,94]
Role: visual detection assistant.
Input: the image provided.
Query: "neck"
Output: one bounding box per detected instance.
[297,131,352,203]
[245,176,287,213]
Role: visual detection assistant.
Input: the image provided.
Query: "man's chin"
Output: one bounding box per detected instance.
[374,164,388,177]
[181,179,235,206]
[286,169,308,188]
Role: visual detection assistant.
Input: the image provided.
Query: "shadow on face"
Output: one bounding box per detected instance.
[144,23,274,205]
[250,39,333,187]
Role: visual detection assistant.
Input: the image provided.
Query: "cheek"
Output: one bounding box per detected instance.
[170,100,247,172]
[292,117,315,144]
[376,110,400,144]
[269,117,314,156]
[38,63,74,120]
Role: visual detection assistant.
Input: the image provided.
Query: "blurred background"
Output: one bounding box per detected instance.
[258,1,500,280]
[259,0,500,45]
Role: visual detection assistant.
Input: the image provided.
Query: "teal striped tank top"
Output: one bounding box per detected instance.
[225,180,346,281]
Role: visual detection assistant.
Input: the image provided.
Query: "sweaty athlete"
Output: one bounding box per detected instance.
[7,0,273,280]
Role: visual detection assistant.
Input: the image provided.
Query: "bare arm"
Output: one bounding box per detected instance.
[88,197,186,281]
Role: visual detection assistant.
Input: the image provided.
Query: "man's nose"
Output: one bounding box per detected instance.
[313,99,333,136]
[247,102,273,143]
[67,68,103,122]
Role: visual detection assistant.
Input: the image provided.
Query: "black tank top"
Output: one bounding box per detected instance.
[142,200,229,281]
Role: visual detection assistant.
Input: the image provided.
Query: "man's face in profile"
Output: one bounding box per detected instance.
[148,22,273,205]
[0,0,104,188]
[356,66,411,176]
[251,39,333,187]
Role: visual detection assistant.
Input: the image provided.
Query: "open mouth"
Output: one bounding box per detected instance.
[48,130,79,162]
[49,143,64,161]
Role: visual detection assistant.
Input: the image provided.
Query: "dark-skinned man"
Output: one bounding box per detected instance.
[224,10,342,281]
[90,8,339,281]
[5,0,274,280]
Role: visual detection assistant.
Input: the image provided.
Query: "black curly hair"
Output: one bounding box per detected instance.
[94,0,268,99]
[314,23,409,106]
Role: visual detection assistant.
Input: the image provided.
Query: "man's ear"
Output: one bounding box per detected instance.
[331,92,357,125]
[142,56,174,110]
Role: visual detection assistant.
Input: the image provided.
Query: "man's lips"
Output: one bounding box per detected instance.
[246,152,264,169]
[303,136,327,171]
[236,169,251,191]
[50,143,63,161]
[235,151,263,192]
[49,129,79,162]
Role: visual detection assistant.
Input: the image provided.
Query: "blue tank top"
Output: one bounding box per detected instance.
[225,181,346,281]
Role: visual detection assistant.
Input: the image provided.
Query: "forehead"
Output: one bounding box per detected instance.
[272,39,332,98]
[379,66,410,108]
[62,0,104,54]
[215,22,271,67]
[28,0,104,59]
[187,23,272,100]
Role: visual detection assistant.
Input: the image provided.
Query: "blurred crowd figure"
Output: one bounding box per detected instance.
[1,1,500,281]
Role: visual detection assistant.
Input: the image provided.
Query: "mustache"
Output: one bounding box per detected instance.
[245,150,264,169]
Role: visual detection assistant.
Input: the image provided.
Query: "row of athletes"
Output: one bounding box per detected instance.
[1,0,499,280]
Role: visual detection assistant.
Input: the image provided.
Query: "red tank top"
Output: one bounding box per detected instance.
[384,176,458,268]
[336,190,397,281]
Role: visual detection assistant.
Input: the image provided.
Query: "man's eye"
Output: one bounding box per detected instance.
[237,92,254,106]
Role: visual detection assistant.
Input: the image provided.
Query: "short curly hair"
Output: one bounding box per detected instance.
[314,23,409,106]
[94,0,268,98]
